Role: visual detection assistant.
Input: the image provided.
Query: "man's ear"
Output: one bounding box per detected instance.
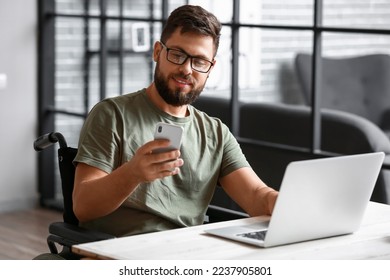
[153,41,162,62]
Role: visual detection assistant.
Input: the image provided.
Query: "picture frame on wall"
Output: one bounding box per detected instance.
[131,22,150,52]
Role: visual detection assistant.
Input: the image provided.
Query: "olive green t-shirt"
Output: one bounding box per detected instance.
[74,89,249,236]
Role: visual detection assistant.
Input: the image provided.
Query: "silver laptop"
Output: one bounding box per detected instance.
[205,152,385,248]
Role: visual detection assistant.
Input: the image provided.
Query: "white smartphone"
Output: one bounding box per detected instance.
[153,122,183,153]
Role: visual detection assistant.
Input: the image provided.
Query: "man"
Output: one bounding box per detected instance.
[72,5,278,237]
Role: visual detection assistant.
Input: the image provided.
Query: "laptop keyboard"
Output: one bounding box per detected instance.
[237,230,268,241]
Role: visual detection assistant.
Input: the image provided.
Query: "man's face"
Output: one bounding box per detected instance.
[153,29,215,106]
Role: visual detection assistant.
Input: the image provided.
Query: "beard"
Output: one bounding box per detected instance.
[154,63,205,106]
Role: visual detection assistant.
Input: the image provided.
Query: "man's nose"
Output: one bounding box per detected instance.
[179,58,193,75]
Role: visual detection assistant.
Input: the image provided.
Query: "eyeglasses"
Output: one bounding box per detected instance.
[159,42,214,73]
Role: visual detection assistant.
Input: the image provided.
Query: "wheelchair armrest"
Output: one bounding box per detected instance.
[49,222,115,245]
[205,204,249,223]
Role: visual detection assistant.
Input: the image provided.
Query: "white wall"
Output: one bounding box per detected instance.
[0,0,38,212]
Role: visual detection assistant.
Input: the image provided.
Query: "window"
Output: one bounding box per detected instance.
[38,0,390,207]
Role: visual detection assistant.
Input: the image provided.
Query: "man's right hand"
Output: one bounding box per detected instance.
[125,139,184,184]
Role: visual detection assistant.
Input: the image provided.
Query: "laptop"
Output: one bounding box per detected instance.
[205,152,385,248]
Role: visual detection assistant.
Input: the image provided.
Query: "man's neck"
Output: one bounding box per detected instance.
[145,84,189,118]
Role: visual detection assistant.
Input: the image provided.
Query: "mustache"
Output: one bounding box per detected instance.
[172,73,194,84]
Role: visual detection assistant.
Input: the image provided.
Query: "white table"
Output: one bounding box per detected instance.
[72,202,390,260]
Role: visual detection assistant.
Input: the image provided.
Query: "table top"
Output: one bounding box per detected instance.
[72,202,390,260]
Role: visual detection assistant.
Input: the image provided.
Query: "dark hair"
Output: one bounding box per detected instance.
[160,5,222,57]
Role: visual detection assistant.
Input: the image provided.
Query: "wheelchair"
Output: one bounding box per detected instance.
[33,132,248,259]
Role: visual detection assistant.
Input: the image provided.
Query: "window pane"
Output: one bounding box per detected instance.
[123,54,153,94]
[88,19,100,51]
[107,20,121,49]
[202,27,232,98]
[106,56,121,98]
[239,28,312,104]
[323,0,390,29]
[55,17,85,113]
[123,0,161,18]
[55,115,84,148]
[87,55,100,109]
[106,0,120,16]
[189,0,233,23]
[56,0,85,14]
[323,32,390,57]
[88,0,100,16]
[240,0,314,26]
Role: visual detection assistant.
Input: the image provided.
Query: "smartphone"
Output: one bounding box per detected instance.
[153,122,183,153]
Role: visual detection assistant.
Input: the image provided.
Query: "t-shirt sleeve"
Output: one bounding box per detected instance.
[73,100,122,174]
[219,124,250,178]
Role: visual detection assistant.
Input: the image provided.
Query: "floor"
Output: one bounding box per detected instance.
[0,207,62,260]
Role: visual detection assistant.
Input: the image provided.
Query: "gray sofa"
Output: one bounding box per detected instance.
[193,96,390,210]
